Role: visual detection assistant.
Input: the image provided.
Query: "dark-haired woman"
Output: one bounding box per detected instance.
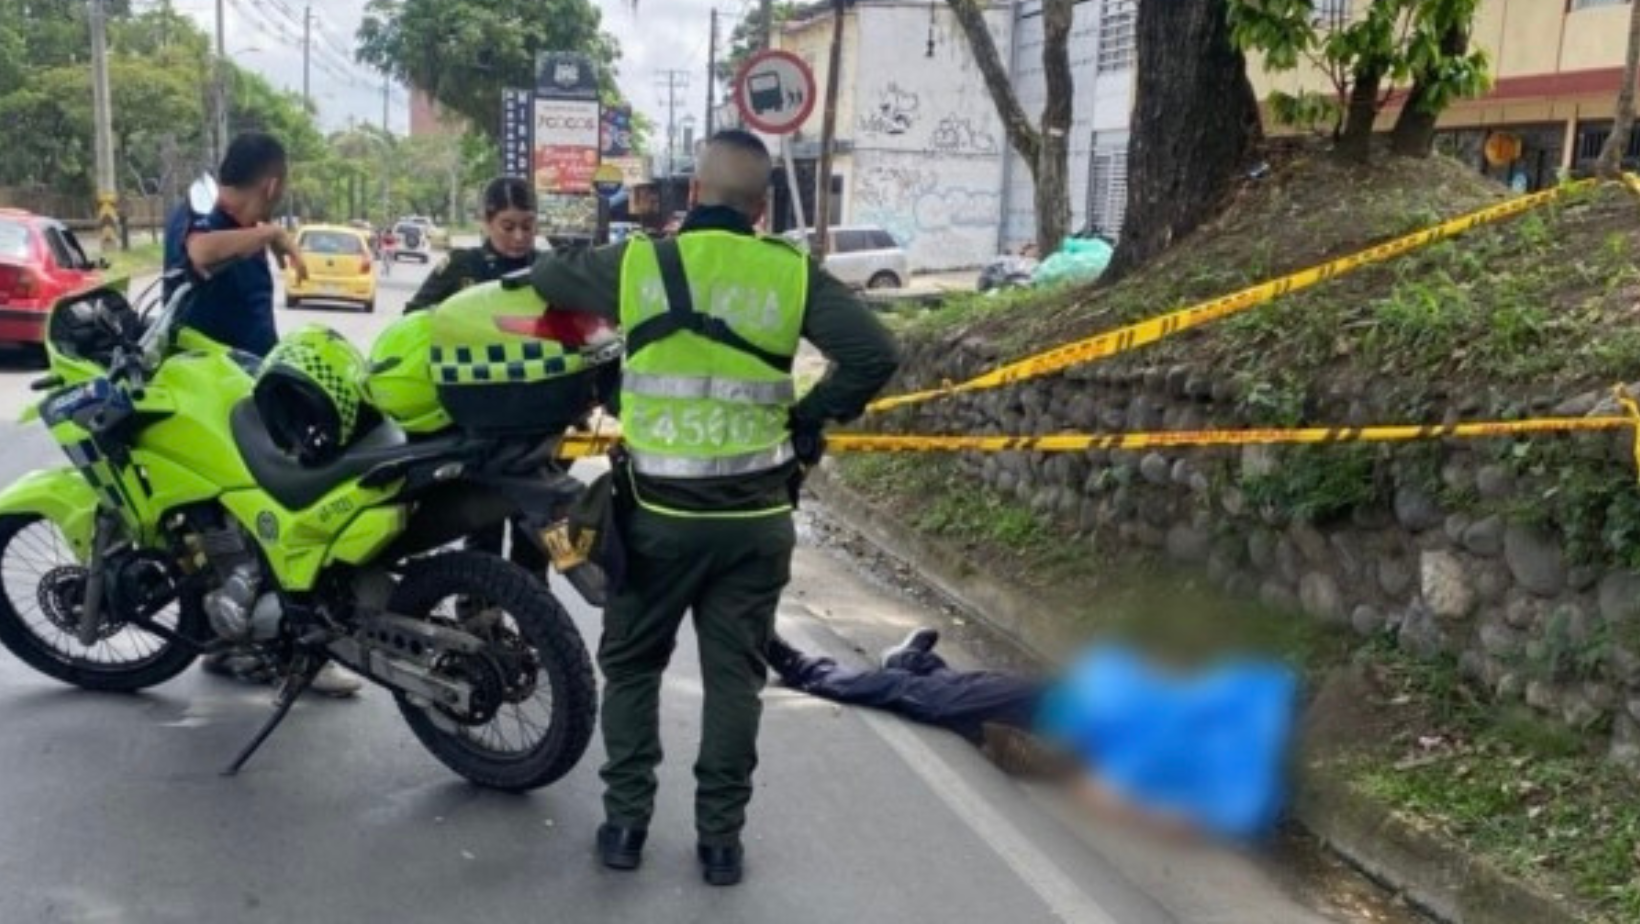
[405,177,539,313]
[404,177,547,571]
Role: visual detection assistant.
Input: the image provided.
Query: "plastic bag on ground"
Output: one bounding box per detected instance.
[1032,236,1112,289]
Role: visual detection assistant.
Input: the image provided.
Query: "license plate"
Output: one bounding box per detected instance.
[323,283,342,294]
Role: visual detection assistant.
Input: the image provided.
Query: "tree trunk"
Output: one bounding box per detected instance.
[1034,0,1074,255]
[1597,0,1640,179]
[1107,0,1261,279]
[947,0,1041,165]
[1391,23,1470,158]
[1337,61,1385,164]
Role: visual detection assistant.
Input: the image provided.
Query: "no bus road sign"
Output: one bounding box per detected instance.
[733,49,816,137]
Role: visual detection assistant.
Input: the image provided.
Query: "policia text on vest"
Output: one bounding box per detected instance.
[529,202,899,876]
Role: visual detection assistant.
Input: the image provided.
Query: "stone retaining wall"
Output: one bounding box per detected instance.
[873,333,1640,770]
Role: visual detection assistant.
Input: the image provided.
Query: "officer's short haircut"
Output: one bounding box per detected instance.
[697,130,772,218]
[219,132,288,188]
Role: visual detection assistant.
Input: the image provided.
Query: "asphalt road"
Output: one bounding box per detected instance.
[0,254,1369,924]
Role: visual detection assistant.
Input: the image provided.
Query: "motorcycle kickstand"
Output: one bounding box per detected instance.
[220,648,326,777]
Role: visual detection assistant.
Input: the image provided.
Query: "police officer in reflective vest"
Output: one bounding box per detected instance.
[529,130,899,885]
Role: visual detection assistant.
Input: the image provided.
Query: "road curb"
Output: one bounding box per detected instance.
[808,466,1590,924]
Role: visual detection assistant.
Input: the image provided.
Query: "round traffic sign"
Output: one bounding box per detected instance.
[592,163,624,197]
[733,49,816,136]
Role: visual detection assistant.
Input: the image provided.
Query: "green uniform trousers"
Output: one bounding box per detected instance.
[598,505,796,847]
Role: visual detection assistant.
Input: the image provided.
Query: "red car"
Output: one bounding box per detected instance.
[0,208,105,345]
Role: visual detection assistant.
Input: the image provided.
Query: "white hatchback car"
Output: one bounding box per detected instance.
[391,221,433,263]
[786,225,909,290]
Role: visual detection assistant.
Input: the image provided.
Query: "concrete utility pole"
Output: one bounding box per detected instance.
[706,8,718,138]
[814,0,846,260]
[381,75,391,225]
[214,0,227,166]
[655,69,691,176]
[303,5,312,109]
[655,69,691,222]
[89,0,119,250]
[760,0,773,49]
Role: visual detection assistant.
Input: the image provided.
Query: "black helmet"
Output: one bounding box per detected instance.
[253,327,369,466]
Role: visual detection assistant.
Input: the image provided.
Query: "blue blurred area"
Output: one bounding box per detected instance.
[1035,645,1298,839]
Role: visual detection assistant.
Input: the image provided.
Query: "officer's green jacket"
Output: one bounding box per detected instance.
[530,205,900,513]
[405,241,537,314]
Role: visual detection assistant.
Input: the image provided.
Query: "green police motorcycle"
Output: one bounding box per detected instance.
[0,247,618,791]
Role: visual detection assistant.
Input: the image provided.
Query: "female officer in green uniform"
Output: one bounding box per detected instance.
[405,177,545,568]
[405,176,539,313]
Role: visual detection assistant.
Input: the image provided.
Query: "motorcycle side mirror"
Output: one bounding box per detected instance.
[187,174,219,215]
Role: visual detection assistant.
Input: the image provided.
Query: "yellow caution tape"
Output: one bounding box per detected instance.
[827,416,1630,454]
[556,387,1640,477]
[866,179,1598,414]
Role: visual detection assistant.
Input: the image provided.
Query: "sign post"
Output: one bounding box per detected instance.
[592,163,624,245]
[500,88,532,180]
[733,49,816,238]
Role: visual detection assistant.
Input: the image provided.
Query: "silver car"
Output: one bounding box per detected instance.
[787,225,909,290]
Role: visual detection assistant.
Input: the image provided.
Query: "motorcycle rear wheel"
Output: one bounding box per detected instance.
[0,514,203,692]
[390,550,596,792]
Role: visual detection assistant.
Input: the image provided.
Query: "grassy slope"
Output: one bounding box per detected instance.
[843,145,1640,920]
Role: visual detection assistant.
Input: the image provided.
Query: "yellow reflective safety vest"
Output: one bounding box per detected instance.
[617,231,808,480]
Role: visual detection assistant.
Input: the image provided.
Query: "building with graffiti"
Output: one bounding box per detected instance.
[730,1,1014,272]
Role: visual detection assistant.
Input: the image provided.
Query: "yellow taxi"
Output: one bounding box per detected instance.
[283,224,377,312]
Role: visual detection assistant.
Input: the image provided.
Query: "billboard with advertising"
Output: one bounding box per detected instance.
[533,97,600,195]
[601,105,633,158]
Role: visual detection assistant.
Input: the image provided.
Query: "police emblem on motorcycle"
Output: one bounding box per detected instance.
[256,512,279,541]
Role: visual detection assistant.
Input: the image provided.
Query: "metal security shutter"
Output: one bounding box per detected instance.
[1086,138,1128,239]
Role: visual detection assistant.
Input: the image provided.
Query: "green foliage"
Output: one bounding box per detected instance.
[1229,0,1489,154]
[357,0,620,143]
[1240,444,1380,523]
[715,3,799,85]
[1236,372,1307,427]
[1347,644,1640,921]
[1265,89,1344,136]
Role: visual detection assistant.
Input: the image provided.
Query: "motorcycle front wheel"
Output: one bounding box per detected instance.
[0,514,203,691]
[390,550,596,792]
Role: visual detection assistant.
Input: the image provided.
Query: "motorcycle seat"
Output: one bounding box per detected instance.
[230,400,450,512]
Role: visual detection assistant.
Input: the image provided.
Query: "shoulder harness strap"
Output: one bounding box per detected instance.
[624,237,794,374]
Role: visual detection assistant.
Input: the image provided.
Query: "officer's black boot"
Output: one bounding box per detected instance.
[596,823,647,871]
[697,842,744,886]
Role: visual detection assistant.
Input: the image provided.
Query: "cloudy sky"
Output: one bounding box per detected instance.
[169,0,722,139]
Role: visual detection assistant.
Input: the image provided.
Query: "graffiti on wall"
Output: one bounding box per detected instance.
[928,116,999,155]
[853,161,1000,270]
[857,83,921,137]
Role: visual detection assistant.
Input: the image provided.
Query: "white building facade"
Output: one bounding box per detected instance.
[1000,0,1137,250]
[752,1,1013,272]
